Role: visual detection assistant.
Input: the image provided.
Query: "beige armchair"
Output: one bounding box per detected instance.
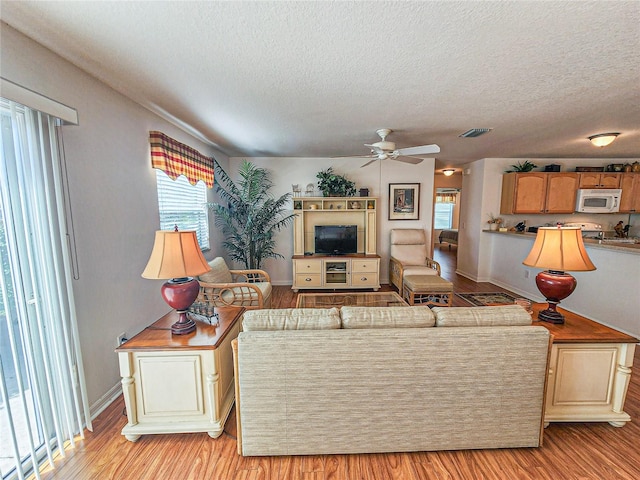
[389,229,441,292]
[196,257,272,310]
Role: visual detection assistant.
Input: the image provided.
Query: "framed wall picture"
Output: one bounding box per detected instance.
[389,183,420,220]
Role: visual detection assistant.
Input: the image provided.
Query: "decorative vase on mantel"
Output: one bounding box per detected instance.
[489,223,499,231]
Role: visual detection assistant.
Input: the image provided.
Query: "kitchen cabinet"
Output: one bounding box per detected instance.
[578,172,621,188]
[619,173,640,213]
[500,172,579,214]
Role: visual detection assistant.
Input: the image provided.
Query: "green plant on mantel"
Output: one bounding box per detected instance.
[505,160,537,173]
[208,159,295,270]
[316,167,357,197]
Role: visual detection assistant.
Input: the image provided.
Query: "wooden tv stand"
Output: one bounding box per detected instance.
[292,197,379,292]
[292,254,380,292]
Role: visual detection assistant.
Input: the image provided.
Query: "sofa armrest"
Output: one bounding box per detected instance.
[424,258,442,276]
[232,338,243,455]
[389,256,404,291]
[197,281,266,308]
[230,269,271,283]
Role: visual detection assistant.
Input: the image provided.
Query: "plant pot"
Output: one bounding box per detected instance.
[489,223,498,231]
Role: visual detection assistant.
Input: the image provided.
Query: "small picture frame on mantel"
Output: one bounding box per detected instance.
[389,183,420,220]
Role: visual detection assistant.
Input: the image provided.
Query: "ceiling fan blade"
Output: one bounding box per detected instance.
[360,159,378,168]
[394,157,424,165]
[396,144,440,156]
[331,154,375,159]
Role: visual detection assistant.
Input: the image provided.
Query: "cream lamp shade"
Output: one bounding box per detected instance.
[523,227,595,324]
[523,227,596,272]
[142,230,211,280]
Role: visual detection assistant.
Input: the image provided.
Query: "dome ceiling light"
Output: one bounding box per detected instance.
[442,169,456,176]
[588,133,619,147]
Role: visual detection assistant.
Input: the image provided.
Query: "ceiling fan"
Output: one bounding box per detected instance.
[337,129,440,167]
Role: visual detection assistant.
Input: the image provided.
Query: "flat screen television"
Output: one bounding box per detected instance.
[314,225,357,255]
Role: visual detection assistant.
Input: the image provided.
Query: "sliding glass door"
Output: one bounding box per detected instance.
[0,99,90,480]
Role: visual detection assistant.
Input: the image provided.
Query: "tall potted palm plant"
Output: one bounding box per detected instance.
[209,159,295,270]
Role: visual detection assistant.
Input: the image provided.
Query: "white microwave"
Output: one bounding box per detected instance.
[575,189,621,213]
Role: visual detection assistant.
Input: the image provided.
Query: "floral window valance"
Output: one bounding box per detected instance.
[149,131,214,187]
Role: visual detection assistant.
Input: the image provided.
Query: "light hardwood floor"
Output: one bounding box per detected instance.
[30,247,640,479]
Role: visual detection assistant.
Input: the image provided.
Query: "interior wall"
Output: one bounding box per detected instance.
[226,157,436,285]
[1,23,228,412]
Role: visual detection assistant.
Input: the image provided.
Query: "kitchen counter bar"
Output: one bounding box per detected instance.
[484,230,640,253]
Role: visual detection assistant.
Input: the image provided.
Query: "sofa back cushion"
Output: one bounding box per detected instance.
[433,305,532,327]
[242,308,341,331]
[341,306,435,329]
[198,257,233,284]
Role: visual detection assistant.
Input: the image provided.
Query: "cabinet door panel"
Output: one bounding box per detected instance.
[513,174,547,213]
[546,174,579,213]
[619,174,640,213]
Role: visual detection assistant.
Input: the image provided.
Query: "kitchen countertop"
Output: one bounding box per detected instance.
[484,230,640,254]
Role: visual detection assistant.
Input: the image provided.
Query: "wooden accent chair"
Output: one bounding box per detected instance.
[389,229,441,292]
[196,257,272,309]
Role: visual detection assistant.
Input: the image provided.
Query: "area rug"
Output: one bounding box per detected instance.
[456,292,532,307]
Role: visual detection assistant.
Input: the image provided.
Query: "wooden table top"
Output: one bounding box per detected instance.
[532,303,639,344]
[115,306,244,352]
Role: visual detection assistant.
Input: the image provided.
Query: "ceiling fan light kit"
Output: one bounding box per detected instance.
[588,133,619,147]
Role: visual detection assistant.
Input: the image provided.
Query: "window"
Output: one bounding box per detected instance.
[434,202,455,229]
[155,170,209,250]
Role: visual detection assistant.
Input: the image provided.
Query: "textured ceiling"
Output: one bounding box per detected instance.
[1,1,639,167]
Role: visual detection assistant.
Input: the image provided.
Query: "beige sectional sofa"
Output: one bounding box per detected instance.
[232,305,551,456]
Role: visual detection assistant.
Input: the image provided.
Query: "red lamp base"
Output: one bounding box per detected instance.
[535,270,577,324]
[160,277,200,335]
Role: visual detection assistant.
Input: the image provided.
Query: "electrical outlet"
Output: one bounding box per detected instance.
[116,332,128,347]
[524,270,530,279]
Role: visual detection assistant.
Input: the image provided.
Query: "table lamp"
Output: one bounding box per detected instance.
[142,228,211,334]
[523,226,596,324]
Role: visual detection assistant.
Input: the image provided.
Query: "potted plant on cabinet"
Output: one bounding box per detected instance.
[316,167,357,197]
[487,213,503,231]
[209,159,295,269]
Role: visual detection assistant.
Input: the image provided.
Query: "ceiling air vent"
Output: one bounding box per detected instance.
[459,128,492,138]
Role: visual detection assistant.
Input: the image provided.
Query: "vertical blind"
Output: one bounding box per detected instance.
[0,98,90,480]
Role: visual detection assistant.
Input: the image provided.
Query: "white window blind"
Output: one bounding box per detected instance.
[155,170,209,250]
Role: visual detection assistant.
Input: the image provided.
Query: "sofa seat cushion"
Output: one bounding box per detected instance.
[402,266,439,277]
[198,257,233,283]
[433,305,532,327]
[242,308,341,331]
[341,306,435,329]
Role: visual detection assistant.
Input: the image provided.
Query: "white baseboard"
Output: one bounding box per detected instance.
[89,382,122,420]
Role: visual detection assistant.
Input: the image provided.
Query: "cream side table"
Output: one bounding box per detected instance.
[116,306,243,442]
[533,304,638,427]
